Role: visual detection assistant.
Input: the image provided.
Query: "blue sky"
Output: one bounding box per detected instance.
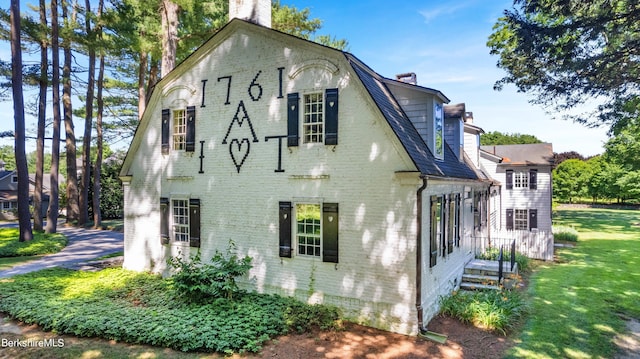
[282,0,609,156]
[1,0,609,156]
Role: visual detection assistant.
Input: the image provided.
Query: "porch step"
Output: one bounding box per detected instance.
[460,259,520,291]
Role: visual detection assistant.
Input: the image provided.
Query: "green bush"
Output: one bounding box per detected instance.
[478,247,530,272]
[0,228,67,257]
[0,268,342,354]
[553,225,579,242]
[167,241,252,301]
[439,289,526,335]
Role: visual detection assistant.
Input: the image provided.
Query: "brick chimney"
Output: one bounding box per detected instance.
[229,0,271,28]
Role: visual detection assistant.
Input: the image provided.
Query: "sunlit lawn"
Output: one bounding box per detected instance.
[506,208,640,359]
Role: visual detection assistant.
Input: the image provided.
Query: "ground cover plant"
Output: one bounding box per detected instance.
[506,208,640,358]
[439,289,526,335]
[0,268,341,354]
[0,228,67,257]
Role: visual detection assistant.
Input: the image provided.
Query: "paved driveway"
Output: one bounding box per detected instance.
[0,225,124,278]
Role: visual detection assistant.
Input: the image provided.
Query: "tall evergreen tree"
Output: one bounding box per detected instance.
[10,0,33,241]
[33,0,48,231]
[46,0,62,234]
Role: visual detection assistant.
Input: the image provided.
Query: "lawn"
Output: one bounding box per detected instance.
[0,228,67,257]
[505,208,640,358]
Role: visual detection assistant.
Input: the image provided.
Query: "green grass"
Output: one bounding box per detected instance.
[506,208,640,358]
[0,268,342,354]
[0,228,68,257]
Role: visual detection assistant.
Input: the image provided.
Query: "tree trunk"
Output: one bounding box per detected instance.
[11,0,33,241]
[147,59,159,103]
[79,0,95,226]
[93,0,104,229]
[138,51,147,120]
[33,0,48,232]
[46,0,61,234]
[62,0,79,224]
[160,0,179,77]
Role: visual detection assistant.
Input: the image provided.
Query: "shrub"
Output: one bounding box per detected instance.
[478,247,530,272]
[439,289,526,335]
[167,241,252,301]
[553,225,579,242]
[0,228,67,257]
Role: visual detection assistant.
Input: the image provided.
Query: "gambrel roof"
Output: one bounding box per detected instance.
[122,19,481,182]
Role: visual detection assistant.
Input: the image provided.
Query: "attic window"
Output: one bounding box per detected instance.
[173,109,187,150]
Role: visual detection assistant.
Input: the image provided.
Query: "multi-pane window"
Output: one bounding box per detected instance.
[296,203,321,257]
[514,171,529,188]
[173,109,187,150]
[514,209,528,230]
[172,199,189,242]
[302,93,324,143]
[2,201,11,210]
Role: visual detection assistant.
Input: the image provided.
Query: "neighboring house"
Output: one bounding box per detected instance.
[0,161,57,221]
[120,2,493,336]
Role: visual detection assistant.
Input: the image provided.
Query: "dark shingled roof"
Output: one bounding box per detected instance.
[346,54,478,180]
[481,143,554,166]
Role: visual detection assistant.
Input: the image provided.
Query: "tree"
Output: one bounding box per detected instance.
[553,151,586,168]
[61,0,79,224]
[46,0,62,234]
[33,0,48,231]
[10,0,33,241]
[480,131,542,145]
[488,1,640,127]
[553,159,590,203]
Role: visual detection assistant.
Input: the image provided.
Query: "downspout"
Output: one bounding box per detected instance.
[415,175,428,334]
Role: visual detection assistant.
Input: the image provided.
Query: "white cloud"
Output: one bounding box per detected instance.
[418,1,475,23]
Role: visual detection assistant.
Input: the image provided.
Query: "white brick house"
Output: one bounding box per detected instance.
[120,16,491,335]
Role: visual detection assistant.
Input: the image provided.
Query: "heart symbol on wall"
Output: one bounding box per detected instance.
[229,138,250,173]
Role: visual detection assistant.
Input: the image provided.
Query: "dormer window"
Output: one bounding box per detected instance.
[434,103,444,160]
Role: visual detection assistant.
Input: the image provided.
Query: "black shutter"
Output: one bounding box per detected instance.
[505,209,514,230]
[529,169,538,190]
[529,209,538,230]
[447,195,454,254]
[324,88,338,145]
[429,196,438,267]
[160,197,169,245]
[189,199,200,248]
[455,194,461,247]
[287,93,299,147]
[279,202,292,257]
[161,109,170,154]
[322,203,339,263]
[506,170,513,190]
[185,106,196,152]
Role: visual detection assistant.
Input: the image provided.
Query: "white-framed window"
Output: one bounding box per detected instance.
[514,209,528,230]
[2,201,11,210]
[172,199,189,242]
[11,175,18,183]
[302,92,324,144]
[296,203,322,257]
[173,109,187,150]
[514,171,529,188]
